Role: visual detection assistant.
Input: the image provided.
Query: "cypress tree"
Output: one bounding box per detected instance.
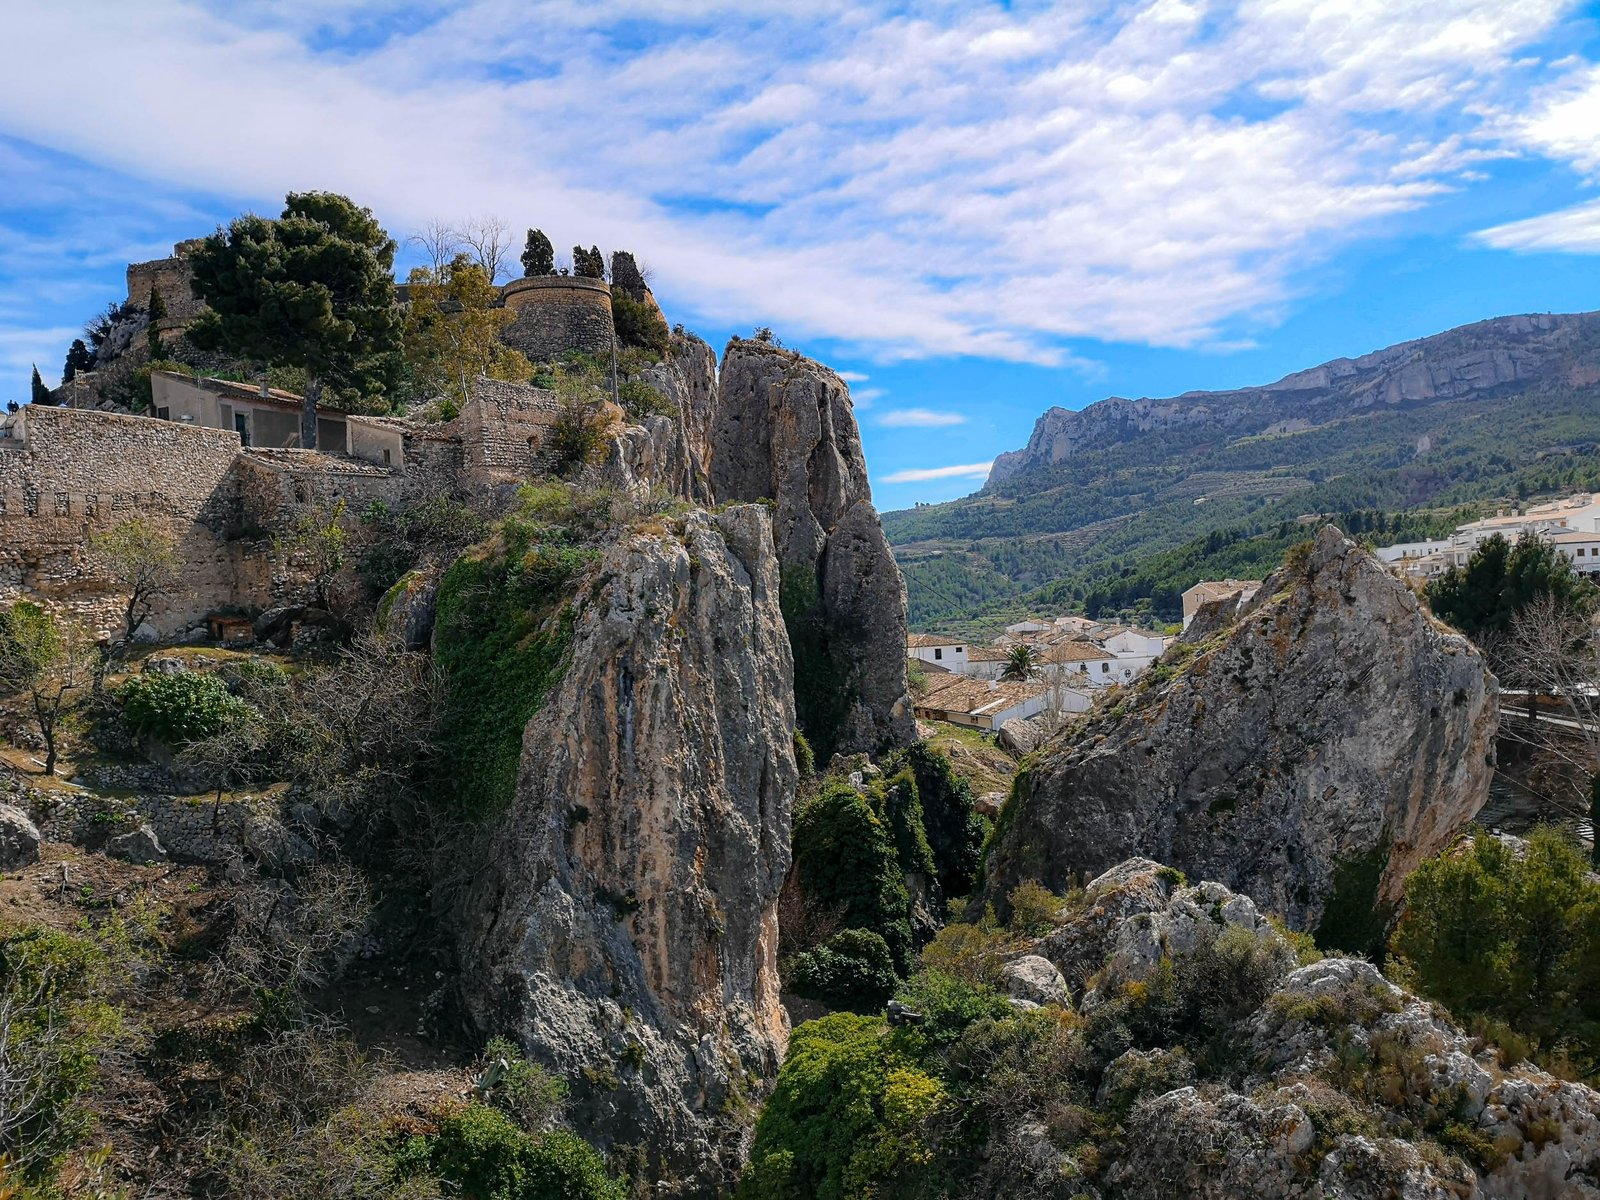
[521,228,554,277]
[30,365,50,406]
[62,339,94,382]
[147,284,168,359]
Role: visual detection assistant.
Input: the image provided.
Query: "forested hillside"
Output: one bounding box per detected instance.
[884,312,1600,630]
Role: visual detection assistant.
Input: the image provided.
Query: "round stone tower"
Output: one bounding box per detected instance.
[500,276,615,362]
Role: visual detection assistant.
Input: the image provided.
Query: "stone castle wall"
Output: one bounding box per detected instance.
[453,378,565,484]
[0,407,251,635]
[500,276,614,362]
[126,240,207,334]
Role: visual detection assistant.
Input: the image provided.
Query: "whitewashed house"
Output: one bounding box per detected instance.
[913,675,1047,730]
[907,633,969,672]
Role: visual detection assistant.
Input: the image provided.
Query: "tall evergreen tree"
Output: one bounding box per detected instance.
[521,228,554,277]
[187,191,400,449]
[29,365,50,406]
[62,339,94,382]
[572,245,605,279]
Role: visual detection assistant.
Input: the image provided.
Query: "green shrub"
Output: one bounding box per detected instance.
[424,1104,626,1200]
[792,785,913,971]
[875,770,936,881]
[788,929,899,1014]
[481,1036,567,1133]
[431,525,586,819]
[610,290,670,359]
[1391,826,1600,1070]
[894,970,1012,1051]
[896,743,990,900]
[119,670,253,745]
[740,1014,939,1200]
[1006,880,1064,937]
[792,730,815,780]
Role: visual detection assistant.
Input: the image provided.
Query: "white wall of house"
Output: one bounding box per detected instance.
[909,641,969,671]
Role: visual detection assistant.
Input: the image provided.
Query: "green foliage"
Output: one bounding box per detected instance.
[610,290,670,359]
[788,929,899,1015]
[0,925,126,1181]
[571,245,605,279]
[895,742,988,899]
[358,496,487,596]
[119,671,253,745]
[791,785,913,971]
[1426,532,1598,640]
[876,769,936,881]
[1001,644,1037,681]
[431,516,587,819]
[1391,827,1600,1071]
[481,1036,568,1133]
[187,191,402,427]
[739,1014,941,1200]
[894,969,1013,1051]
[29,364,49,406]
[779,563,853,764]
[1314,841,1396,958]
[422,1104,626,1200]
[547,363,609,475]
[1005,880,1064,937]
[62,338,94,383]
[792,730,815,780]
[615,374,674,419]
[521,229,555,277]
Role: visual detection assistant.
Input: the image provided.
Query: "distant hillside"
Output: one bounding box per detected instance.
[883,311,1600,630]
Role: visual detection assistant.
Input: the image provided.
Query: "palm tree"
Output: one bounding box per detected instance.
[1001,644,1038,682]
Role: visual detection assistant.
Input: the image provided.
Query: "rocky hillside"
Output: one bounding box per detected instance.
[884,311,1600,628]
[981,527,1497,944]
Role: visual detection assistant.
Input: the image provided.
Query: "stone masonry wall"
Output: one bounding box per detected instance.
[126,240,206,335]
[452,378,564,485]
[0,407,251,636]
[500,276,615,362]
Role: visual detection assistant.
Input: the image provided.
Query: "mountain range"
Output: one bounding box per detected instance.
[882,311,1600,630]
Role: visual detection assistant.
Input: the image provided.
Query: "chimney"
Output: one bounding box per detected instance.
[259,379,270,398]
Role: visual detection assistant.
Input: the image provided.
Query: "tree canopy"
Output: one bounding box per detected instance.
[521,228,555,277]
[30,366,50,406]
[1425,531,1597,643]
[402,255,532,408]
[187,191,401,448]
[62,339,94,383]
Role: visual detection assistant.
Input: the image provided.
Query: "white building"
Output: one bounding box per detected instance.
[1548,530,1600,577]
[907,633,969,671]
[1377,493,1600,582]
[913,675,1047,730]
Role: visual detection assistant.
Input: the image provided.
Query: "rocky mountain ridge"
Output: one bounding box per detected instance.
[989,311,1600,486]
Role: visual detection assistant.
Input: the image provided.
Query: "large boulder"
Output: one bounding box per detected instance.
[0,804,41,871]
[710,338,914,759]
[983,527,1497,930]
[455,505,797,1196]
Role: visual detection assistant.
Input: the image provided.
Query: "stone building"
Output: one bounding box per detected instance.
[125,239,208,336]
[499,275,615,362]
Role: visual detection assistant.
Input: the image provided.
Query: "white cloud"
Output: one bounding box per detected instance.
[878,407,967,427]
[0,325,78,393]
[880,461,994,483]
[1476,199,1600,252]
[0,0,1592,367]
[837,370,869,382]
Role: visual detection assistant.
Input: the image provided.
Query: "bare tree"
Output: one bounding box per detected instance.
[0,601,102,775]
[407,218,465,276]
[457,215,514,284]
[89,516,180,642]
[216,863,373,1003]
[1499,594,1600,851]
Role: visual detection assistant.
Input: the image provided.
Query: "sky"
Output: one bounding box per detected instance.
[3,1,1600,511]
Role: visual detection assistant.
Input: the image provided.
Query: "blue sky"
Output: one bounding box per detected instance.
[3,1,1600,512]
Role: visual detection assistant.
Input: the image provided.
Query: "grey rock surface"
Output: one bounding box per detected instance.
[456,505,797,1197]
[984,527,1497,929]
[710,338,914,758]
[378,569,438,651]
[0,804,41,870]
[1000,954,1071,1007]
[107,822,166,864]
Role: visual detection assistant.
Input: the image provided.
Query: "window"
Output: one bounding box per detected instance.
[1100,662,1110,673]
[1579,548,1587,557]
[156,406,170,421]
[955,646,964,653]
[934,648,943,661]
[382,449,392,466]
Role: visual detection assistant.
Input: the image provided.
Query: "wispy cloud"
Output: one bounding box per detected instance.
[0,0,1589,378]
[1476,200,1600,253]
[878,408,967,428]
[837,370,869,382]
[881,461,994,484]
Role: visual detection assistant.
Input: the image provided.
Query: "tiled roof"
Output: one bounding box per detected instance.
[908,632,963,648]
[916,675,1043,718]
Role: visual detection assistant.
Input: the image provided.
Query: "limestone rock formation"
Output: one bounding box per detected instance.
[0,804,41,871]
[641,329,719,504]
[988,311,1600,485]
[984,527,1497,931]
[1015,859,1600,1200]
[710,338,914,758]
[456,505,797,1196]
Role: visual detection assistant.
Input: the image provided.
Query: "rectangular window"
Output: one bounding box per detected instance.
[1101,662,1109,673]
[934,648,943,660]
[955,646,964,653]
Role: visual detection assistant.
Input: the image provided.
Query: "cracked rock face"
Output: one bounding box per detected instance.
[983,526,1497,930]
[710,338,914,758]
[455,505,797,1196]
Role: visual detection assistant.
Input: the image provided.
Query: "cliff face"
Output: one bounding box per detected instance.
[988,312,1600,485]
[455,505,797,1195]
[641,329,720,504]
[711,338,915,759]
[983,527,1497,932]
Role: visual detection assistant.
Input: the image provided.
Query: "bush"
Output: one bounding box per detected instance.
[424,1104,626,1200]
[895,970,1013,1051]
[791,785,913,971]
[119,670,253,745]
[611,290,670,359]
[1391,826,1600,1069]
[896,743,988,899]
[788,929,899,1014]
[792,730,815,781]
[481,1036,566,1132]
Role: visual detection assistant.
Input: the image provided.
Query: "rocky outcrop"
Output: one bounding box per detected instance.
[984,527,1497,931]
[640,329,719,504]
[1015,859,1600,1200]
[455,505,797,1196]
[0,804,41,871]
[988,311,1600,485]
[710,338,914,758]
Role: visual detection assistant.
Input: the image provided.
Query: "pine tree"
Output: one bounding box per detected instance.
[572,245,606,279]
[521,228,554,277]
[187,191,400,449]
[62,339,94,382]
[29,365,50,406]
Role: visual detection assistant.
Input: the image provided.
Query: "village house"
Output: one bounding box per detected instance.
[907,632,968,671]
[913,674,1046,730]
[1376,493,1600,582]
[1181,579,1261,630]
